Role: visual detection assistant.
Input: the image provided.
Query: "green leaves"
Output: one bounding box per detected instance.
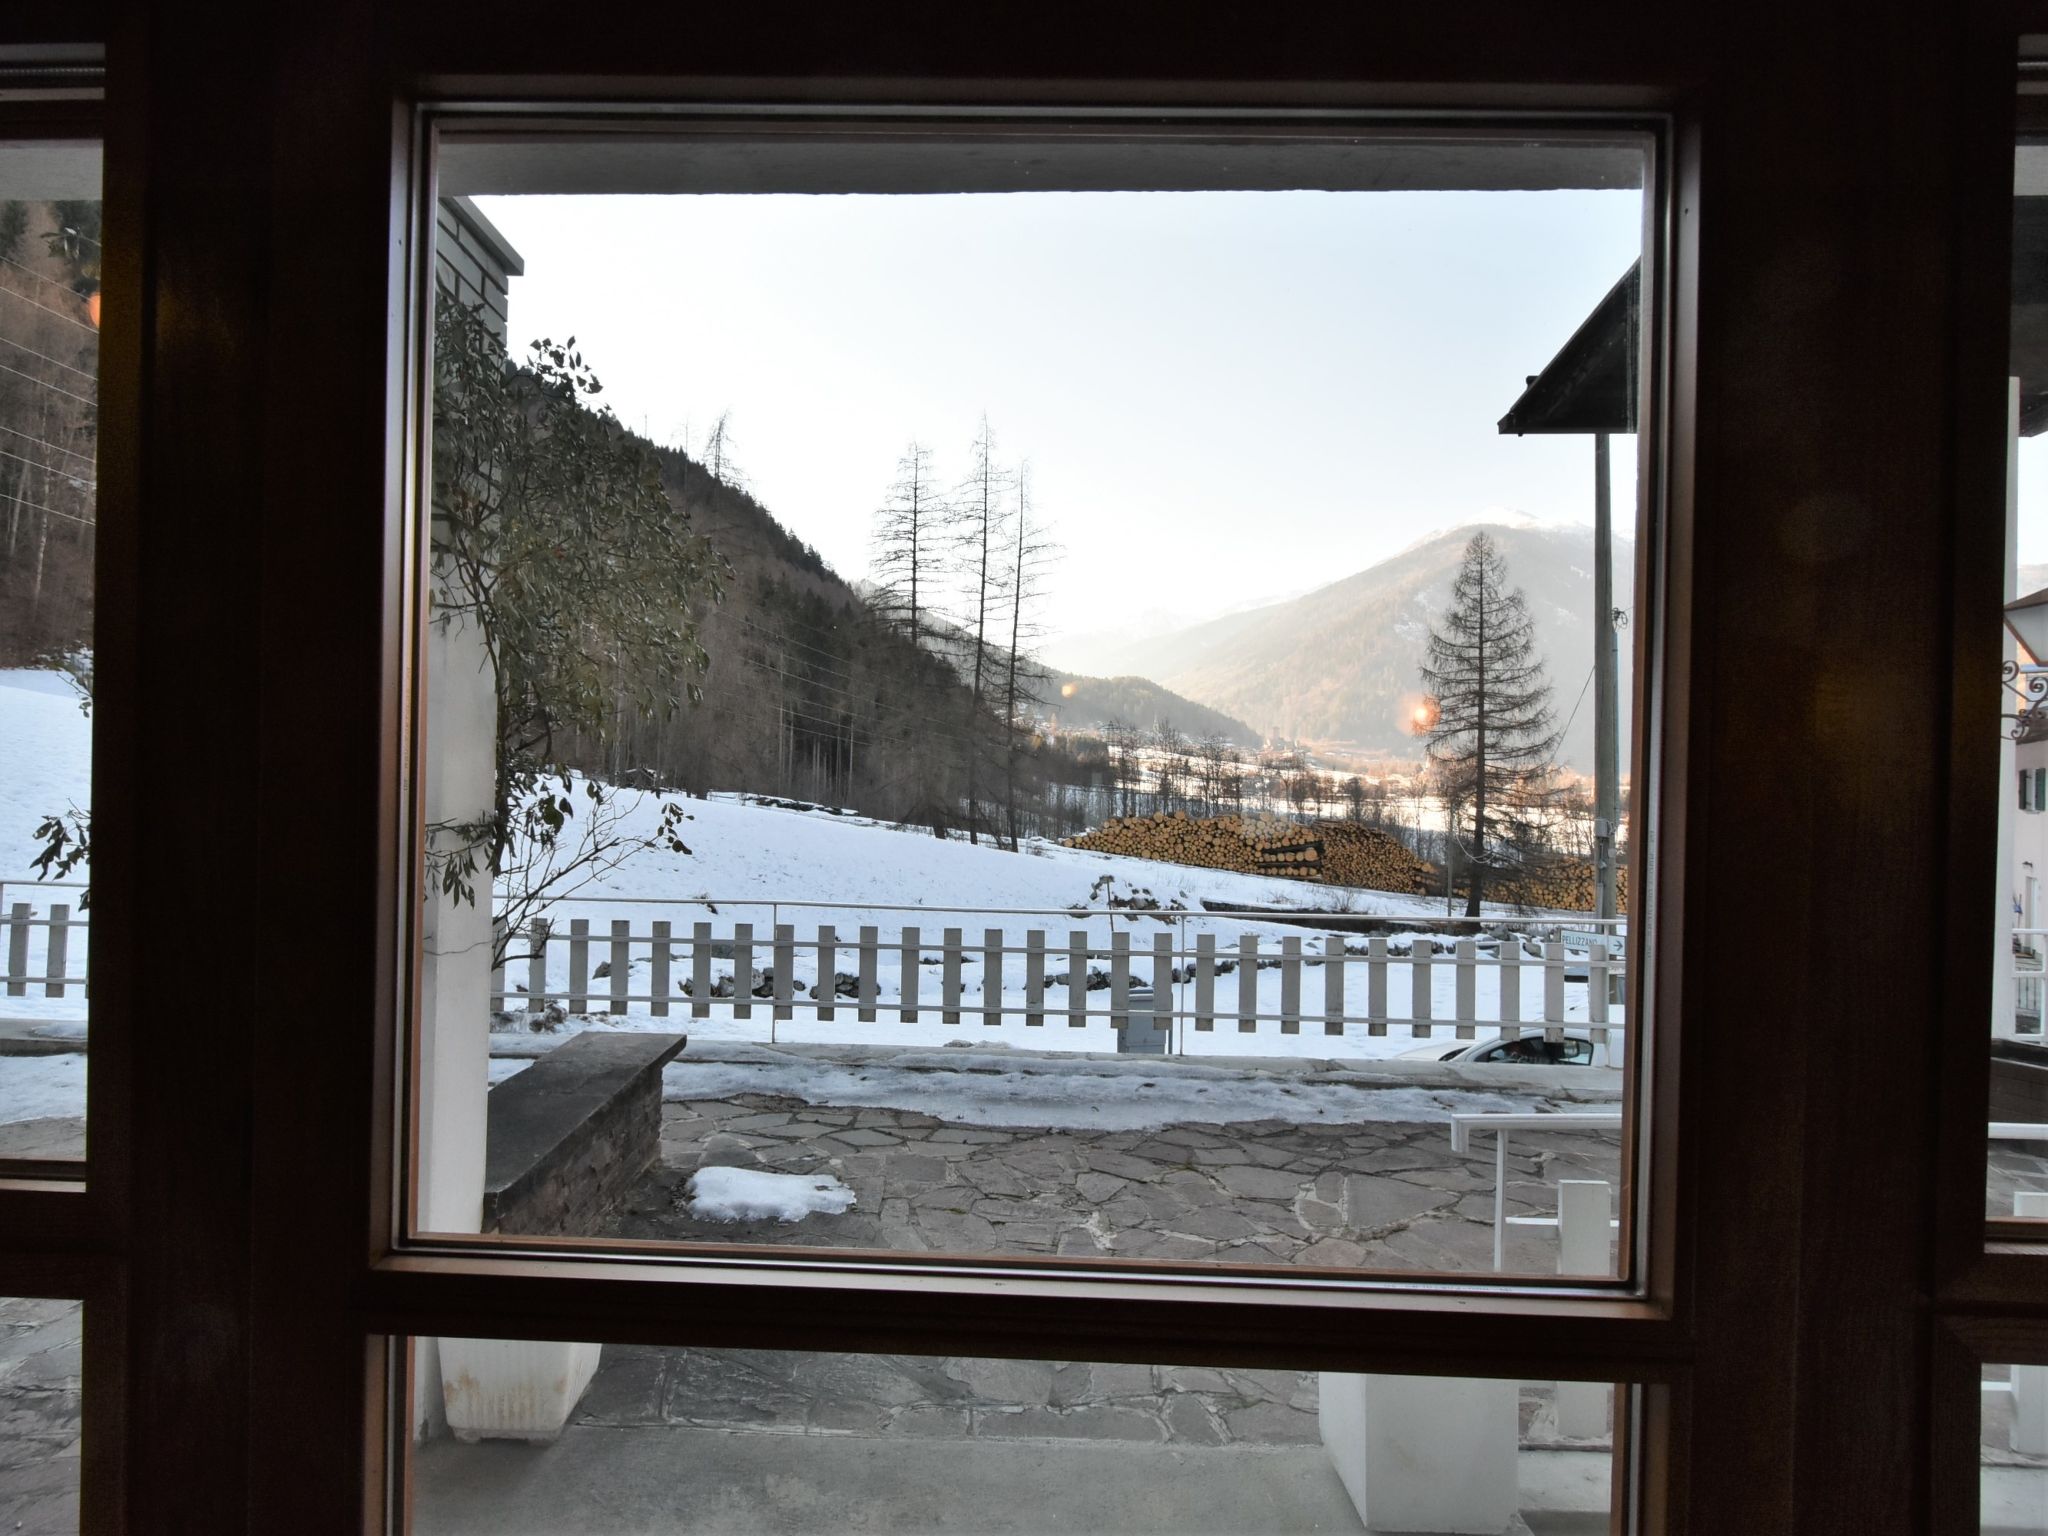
[430,299,727,885]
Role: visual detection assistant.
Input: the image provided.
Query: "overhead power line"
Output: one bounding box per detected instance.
[0,358,92,407]
[0,280,97,336]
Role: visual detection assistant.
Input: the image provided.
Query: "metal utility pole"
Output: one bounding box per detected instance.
[1593,432,1620,925]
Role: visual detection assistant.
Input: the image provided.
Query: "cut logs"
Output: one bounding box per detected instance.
[1060,812,1431,895]
[1060,811,1629,912]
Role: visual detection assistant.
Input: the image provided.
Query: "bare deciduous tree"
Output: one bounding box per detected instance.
[998,459,1057,849]
[869,441,949,647]
[954,414,1012,844]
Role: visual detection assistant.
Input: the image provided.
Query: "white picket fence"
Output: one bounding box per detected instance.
[488,900,1626,1052]
[0,881,89,1000]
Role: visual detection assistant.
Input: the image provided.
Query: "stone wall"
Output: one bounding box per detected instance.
[482,1033,687,1237]
[434,196,522,342]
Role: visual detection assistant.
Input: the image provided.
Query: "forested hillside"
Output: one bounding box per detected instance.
[0,200,99,669]
[559,438,1109,841]
[1044,672,1256,744]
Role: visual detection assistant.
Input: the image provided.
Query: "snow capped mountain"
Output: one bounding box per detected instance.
[1066,521,1633,771]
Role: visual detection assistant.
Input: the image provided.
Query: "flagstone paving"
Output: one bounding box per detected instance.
[0,1296,80,1536]
[608,1094,1627,1275]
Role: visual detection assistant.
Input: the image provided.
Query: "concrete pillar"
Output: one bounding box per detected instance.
[418,591,496,1237]
[1319,1372,1519,1533]
[413,582,498,1437]
[1554,1180,1613,1439]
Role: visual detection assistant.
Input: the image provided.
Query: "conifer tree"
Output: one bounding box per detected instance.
[1418,531,1559,915]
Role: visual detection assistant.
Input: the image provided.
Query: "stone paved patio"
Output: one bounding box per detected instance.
[574,1347,1326,1448]
[0,1296,80,1536]
[610,1091,1626,1275]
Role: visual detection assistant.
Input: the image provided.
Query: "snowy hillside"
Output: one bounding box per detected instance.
[0,669,90,877]
[0,666,1622,1070]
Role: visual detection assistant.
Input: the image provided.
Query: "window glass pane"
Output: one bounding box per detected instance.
[408,1334,1617,1535]
[1982,1362,2047,1534]
[411,130,1652,1278]
[0,1296,82,1535]
[0,141,98,1164]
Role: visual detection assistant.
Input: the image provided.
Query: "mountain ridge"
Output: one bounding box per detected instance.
[1071,520,1633,772]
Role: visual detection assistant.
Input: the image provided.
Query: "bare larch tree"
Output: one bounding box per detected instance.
[869,441,948,646]
[955,414,1012,844]
[998,458,1057,849]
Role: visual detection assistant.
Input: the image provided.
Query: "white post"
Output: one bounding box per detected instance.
[1588,939,1610,1049]
[1318,1373,1520,1535]
[2014,1190,2048,1454]
[984,928,1005,1027]
[415,581,512,1434]
[5,902,27,997]
[1194,933,1216,1031]
[1555,1179,1614,1438]
[567,919,590,1013]
[1236,933,1258,1033]
[1323,934,1345,1037]
[609,919,629,1016]
[1110,931,1131,1032]
[857,926,878,1023]
[773,924,795,1024]
[1279,935,1301,1034]
[1998,377,2022,1040]
[1024,930,1045,1027]
[690,921,711,1020]
[1411,935,1434,1038]
[1544,940,1567,1042]
[901,926,921,1024]
[815,924,837,1022]
[1066,931,1086,1028]
[942,927,963,1025]
[1151,931,1174,1047]
[1454,936,1477,1039]
[527,919,549,1011]
[649,920,670,1018]
[732,922,754,1021]
[1367,935,1388,1036]
[44,903,69,998]
[1500,933,1522,1040]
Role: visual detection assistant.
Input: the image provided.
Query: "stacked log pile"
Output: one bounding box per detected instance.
[1060,812,1430,895]
[1315,821,1434,893]
[1489,862,1630,914]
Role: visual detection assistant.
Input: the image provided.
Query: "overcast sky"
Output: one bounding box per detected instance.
[476,188,1645,671]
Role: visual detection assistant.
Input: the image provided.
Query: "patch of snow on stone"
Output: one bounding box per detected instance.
[686,1166,855,1223]
[0,1053,86,1124]
[663,1044,1560,1133]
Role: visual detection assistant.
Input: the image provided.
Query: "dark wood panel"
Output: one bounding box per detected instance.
[7,3,2040,1533]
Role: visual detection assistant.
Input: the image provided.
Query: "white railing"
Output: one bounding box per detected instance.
[1447,1110,1626,1271]
[2012,927,2047,1037]
[487,898,1626,1053]
[0,880,89,1001]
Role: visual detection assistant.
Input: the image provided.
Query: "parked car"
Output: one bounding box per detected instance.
[1397,1030,1621,1068]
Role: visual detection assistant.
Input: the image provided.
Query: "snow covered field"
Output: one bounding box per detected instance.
[0,665,1625,1130]
[487,788,1623,1064]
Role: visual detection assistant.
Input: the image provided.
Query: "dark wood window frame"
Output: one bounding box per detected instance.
[0,5,2042,1532]
[391,106,1677,1309]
